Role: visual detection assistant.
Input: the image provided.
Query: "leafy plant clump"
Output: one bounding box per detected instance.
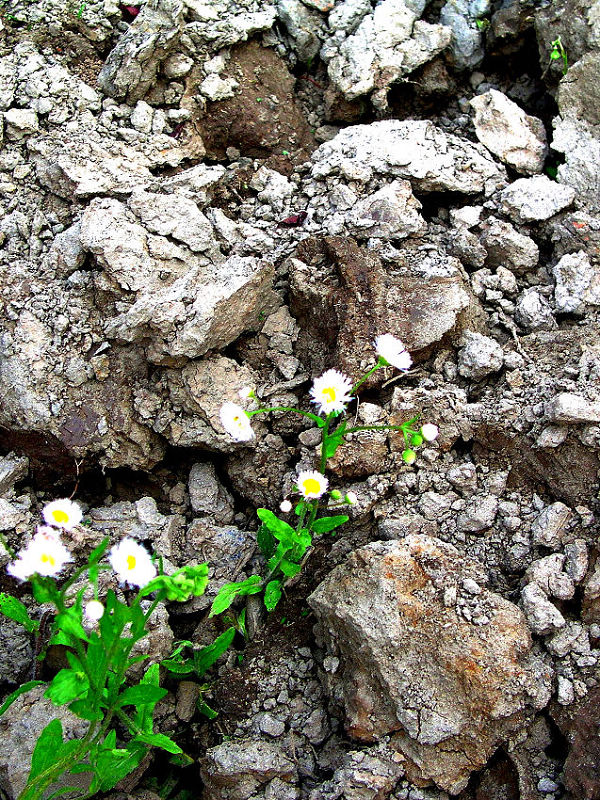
[213,333,439,615]
[0,503,210,800]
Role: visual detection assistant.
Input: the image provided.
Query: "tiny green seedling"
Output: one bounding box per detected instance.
[475,18,490,31]
[550,36,568,75]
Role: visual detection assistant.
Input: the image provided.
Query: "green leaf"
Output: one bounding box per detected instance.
[323,436,344,459]
[91,743,147,793]
[193,627,235,677]
[45,785,86,800]
[45,669,89,706]
[117,684,167,708]
[68,699,103,721]
[88,537,110,566]
[209,576,262,616]
[133,663,162,734]
[256,523,276,560]
[0,681,44,718]
[134,732,182,755]
[197,700,218,719]
[161,658,194,675]
[279,559,301,578]
[28,719,63,784]
[0,593,39,633]
[311,515,349,534]
[31,576,61,605]
[256,509,295,542]
[55,609,89,643]
[264,580,282,612]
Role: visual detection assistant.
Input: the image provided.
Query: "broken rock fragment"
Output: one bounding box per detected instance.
[309,536,552,794]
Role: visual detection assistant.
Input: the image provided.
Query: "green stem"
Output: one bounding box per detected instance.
[351,359,385,396]
[248,406,323,426]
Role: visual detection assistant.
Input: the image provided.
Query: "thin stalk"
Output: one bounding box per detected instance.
[350,360,384,396]
[248,406,323,426]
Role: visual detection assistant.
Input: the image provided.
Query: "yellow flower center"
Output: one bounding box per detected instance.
[303,478,321,495]
[323,387,336,403]
[52,509,69,523]
[127,555,137,571]
[41,553,56,566]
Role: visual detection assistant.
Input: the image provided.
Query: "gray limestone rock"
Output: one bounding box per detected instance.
[515,288,556,331]
[497,176,575,224]
[552,118,600,214]
[200,739,297,800]
[276,0,324,61]
[188,462,235,524]
[321,0,451,104]
[545,393,600,424]
[0,617,34,685]
[311,119,507,195]
[531,502,572,549]
[470,90,547,174]
[521,582,566,635]
[0,453,28,495]
[440,0,489,69]
[347,180,426,240]
[309,536,552,794]
[456,494,499,532]
[481,218,539,272]
[552,250,600,313]
[458,331,504,379]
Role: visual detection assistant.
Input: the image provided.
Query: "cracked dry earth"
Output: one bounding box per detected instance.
[0,0,600,797]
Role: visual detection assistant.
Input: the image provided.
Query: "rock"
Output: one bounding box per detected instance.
[456,494,499,532]
[545,621,589,657]
[458,331,504,379]
[127,189,217,253]
[129,600,174,677]
[564,539,589,583]
[521,582,566,635]
[552,250,600,314]
[497,176,576,224]
[0,498,26,531]
[531,502,572,549]
[309,536,552,794]
[290,237,471,379]
[0,452,28,495]
[188,462,235,524]
[470,89,547,174]
[0,685,89,799]
[276,0,324,62]
[440,0,489,69]
[582,558,600,624]
[321,0,451,104]
[183,520,254,585]
[347,180,426,240]
[514,288,556,331]
[552,117,600,214]
[3,108,39,139]
[311,119,507,195]
[524,553,565,594]
[200,739,297,800]
[175,681,201,722]
[551,686,600,799]
[308,744,405,800]
[447,462,478,494]
[0,617,33,685]
[480,218,539,272]
[98,0,185,102]
[545,393,600,424]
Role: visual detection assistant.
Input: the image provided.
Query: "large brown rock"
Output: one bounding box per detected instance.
[308,536,552,794]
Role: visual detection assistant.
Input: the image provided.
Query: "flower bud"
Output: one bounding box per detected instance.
[421,423,439,442]
[402,449,417,465]
[280,499,293,513]
[85,600,105,622]
[330,489,342,501]
[410,433,424,447]
[345,492,358,505]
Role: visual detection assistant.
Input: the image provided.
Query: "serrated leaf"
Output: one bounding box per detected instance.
[193,627,235,677]
[0,593,39,633]
[256,509,295,542]
[311,515,349,534]
[256,524,276,560]
[0,681,44,718]
[117,684,167,708]
[91,743,147,793]
[134,732,182,755]
[264,580,282,612]
[45,669,89,706]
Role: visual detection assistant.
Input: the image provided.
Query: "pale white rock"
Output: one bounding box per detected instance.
[163,53,194,78]
[531,502,572,549]
[514,288,556,331]
[552,117,600,213]
[130,100,154,133]
[497,175,575,223]
[564,539,589,583]
[557,676,575,705]
[347,180,426,239]
[458,331,504,379]
[128,189,217,252]
[480,218,539,272]
[440,0,489,68]
[552,250,600,313]
[311,119,507,195]
[276,0,323,61]
[470,90,547,174]
[525,553,566,595]
[521,582,566,635]
[3,108,39,139]
[545,392,600,424]
[450,205,483,229]
[456,495,499,533]
[199,73,239,101]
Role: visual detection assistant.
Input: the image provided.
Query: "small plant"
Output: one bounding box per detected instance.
[213,334,439,616]
[549,35,568,75]
[0,501,210,800]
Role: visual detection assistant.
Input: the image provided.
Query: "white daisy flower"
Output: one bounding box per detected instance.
[374,334,412,371]
[280,499,293,513]
[109,538,157,588]
[42,498,83,531]
[345,491,358,505]
[310,369,353,415]
[220,402,255,442]
[7,527,73,581]
[421,423,439,442]
[297,470,329,499]
[84,600,105,622]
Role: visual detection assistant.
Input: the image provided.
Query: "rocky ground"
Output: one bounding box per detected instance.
[0,0,600,797]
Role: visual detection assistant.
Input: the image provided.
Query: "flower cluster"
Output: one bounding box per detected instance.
[6,500,157,590]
